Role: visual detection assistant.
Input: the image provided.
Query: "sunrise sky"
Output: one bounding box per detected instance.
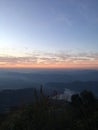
[0,0,98,68]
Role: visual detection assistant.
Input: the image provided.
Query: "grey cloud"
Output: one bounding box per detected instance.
[0,51,98,65]
[0,56,38,64]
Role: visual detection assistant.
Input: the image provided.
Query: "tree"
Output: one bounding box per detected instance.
[71,94,82,107]
[80,90,96,106]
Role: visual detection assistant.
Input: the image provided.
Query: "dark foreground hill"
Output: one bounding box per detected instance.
[0,89,98,130]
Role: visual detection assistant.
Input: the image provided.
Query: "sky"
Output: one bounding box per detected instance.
[0,0,98,68]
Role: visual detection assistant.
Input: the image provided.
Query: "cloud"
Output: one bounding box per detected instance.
[0,51,98,68]
[0,56,38,65]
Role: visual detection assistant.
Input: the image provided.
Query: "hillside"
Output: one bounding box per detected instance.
[0,89,98,130]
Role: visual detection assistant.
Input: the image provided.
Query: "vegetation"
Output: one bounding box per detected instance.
[0,87,98,130]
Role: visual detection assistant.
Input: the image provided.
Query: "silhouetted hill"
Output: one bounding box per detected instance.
[0,81,98,113]
[0,69,98,113]
[0,89,98,130]
[0,88,35,112]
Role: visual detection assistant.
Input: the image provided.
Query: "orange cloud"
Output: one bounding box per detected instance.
[0,52,98,69]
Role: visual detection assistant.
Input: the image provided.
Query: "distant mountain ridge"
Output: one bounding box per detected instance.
[0,70,98,90]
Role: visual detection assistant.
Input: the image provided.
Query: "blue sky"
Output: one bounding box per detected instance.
[0,0,98,68]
